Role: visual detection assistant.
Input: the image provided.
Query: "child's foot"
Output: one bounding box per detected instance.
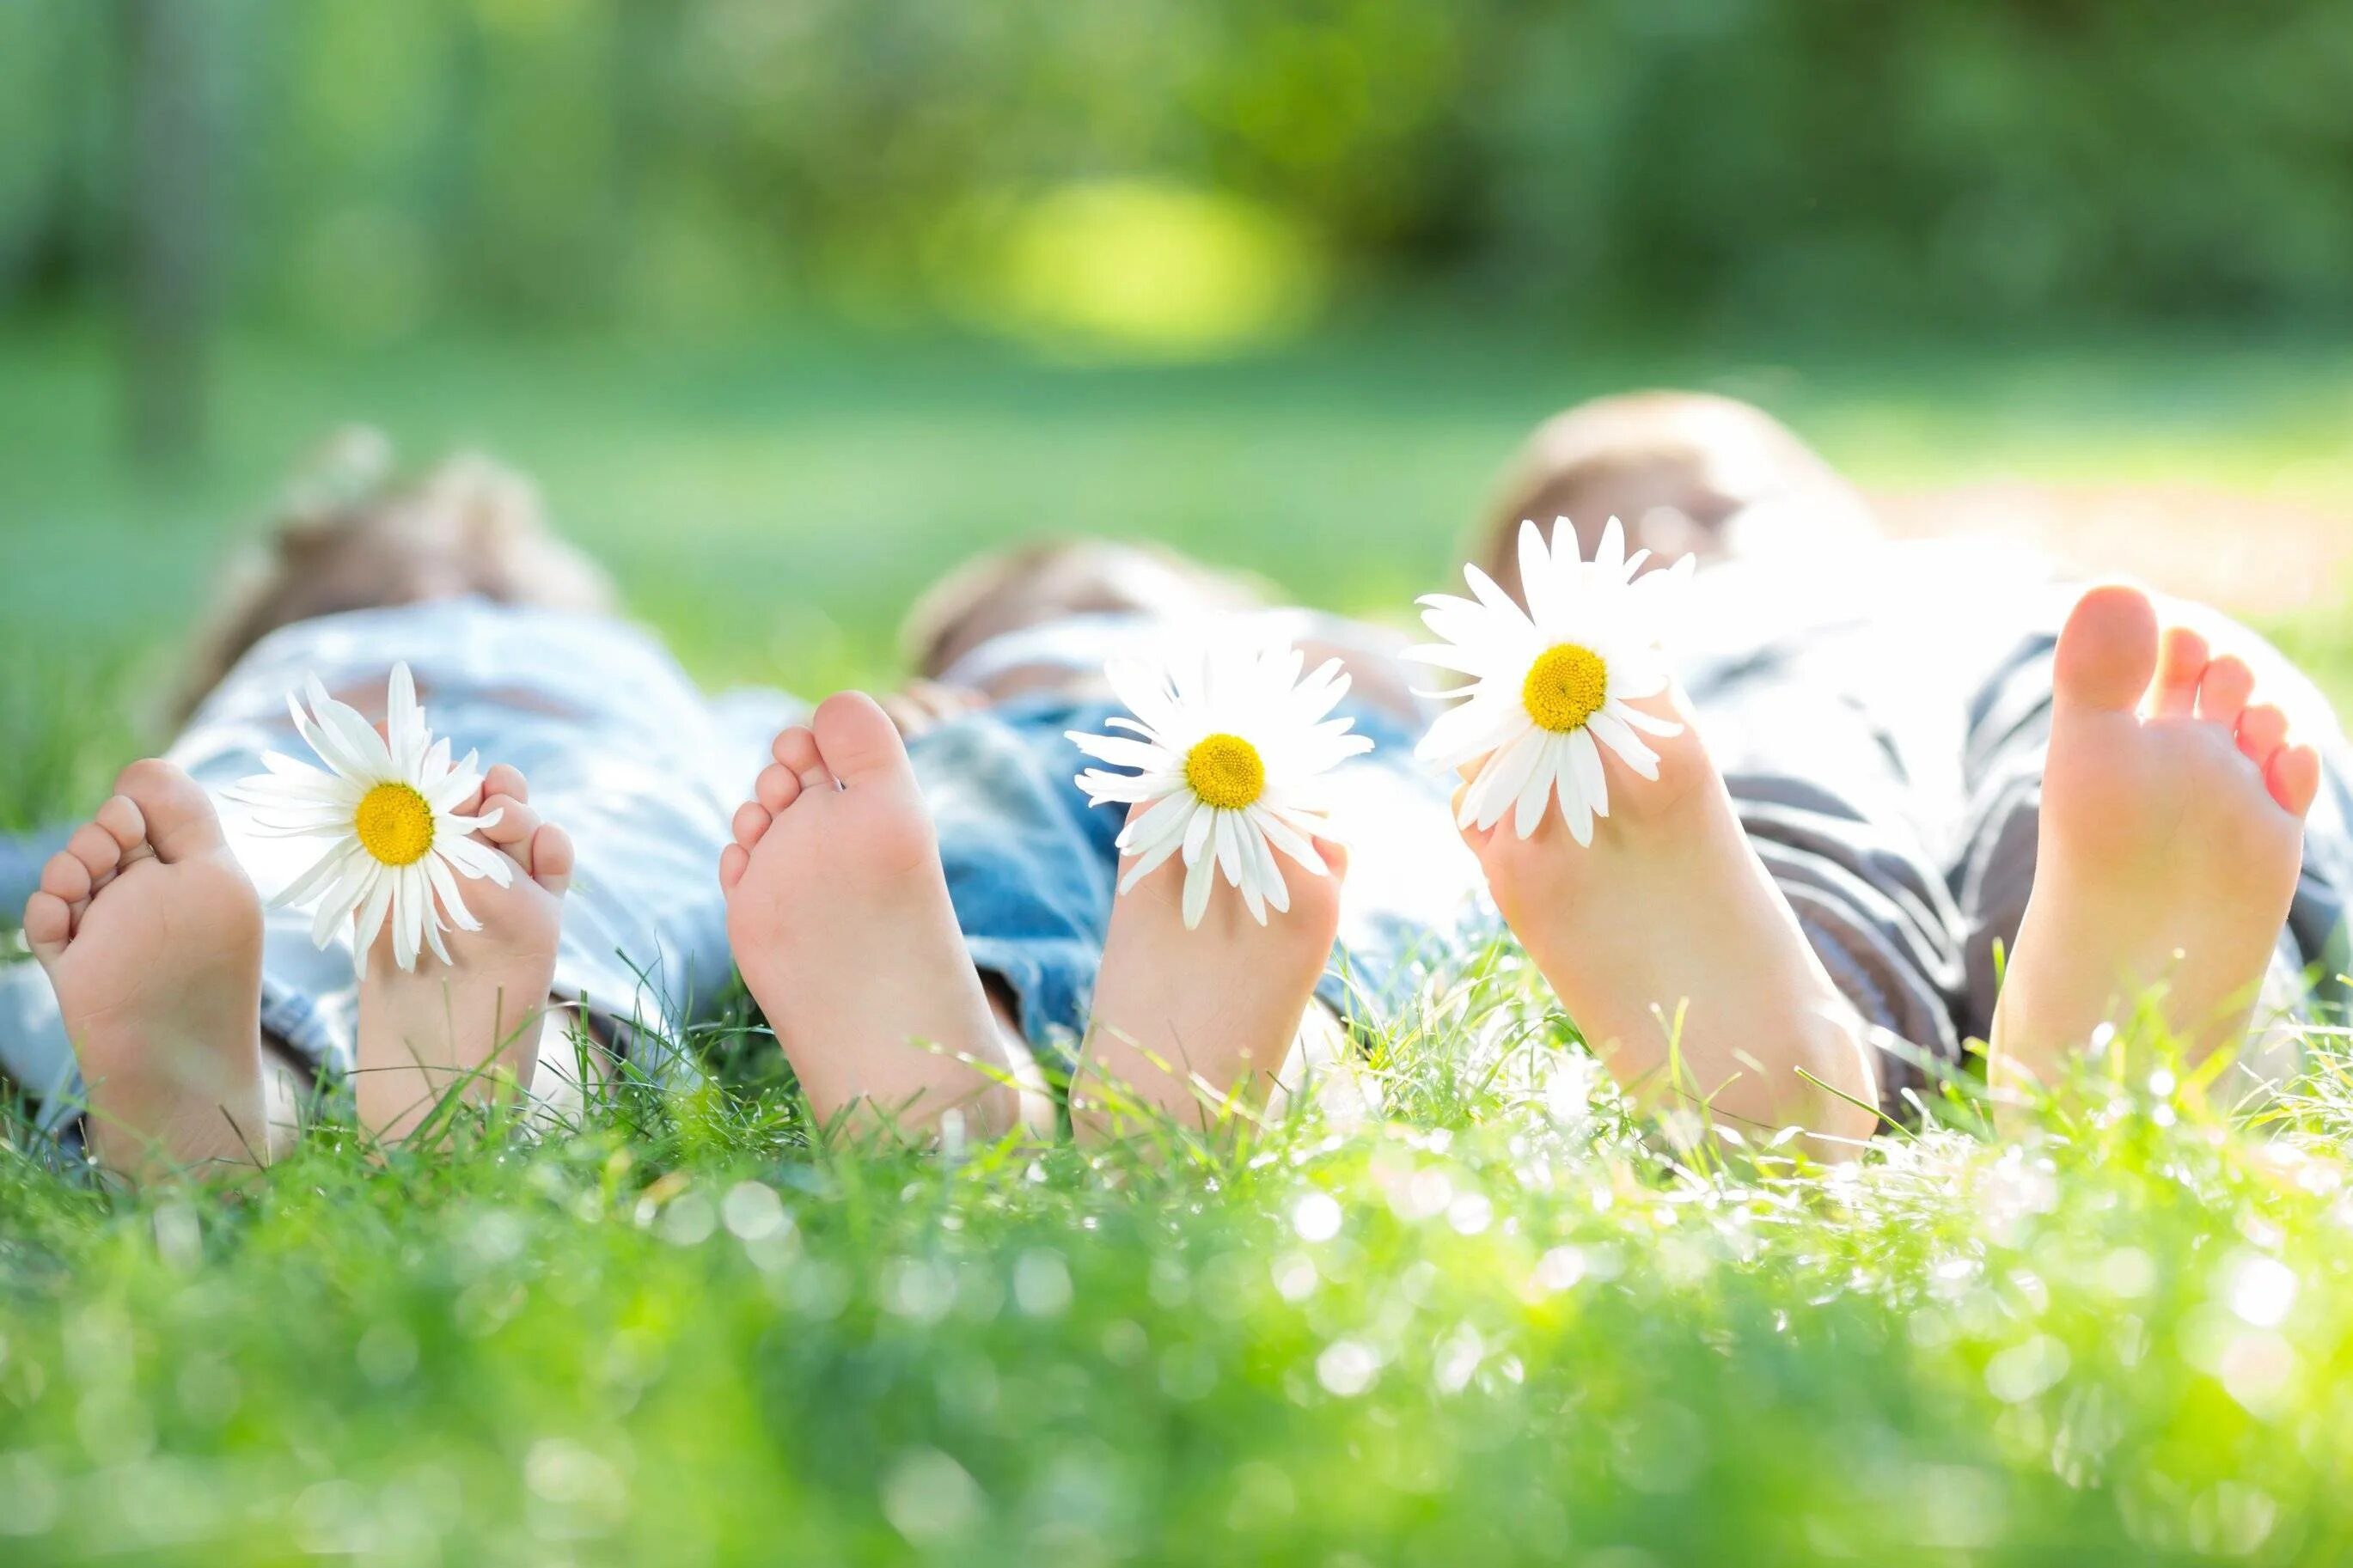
[22,760,269,1179]
[355,763,571,1141]
[1991,585,2321,1090]
[1464,690,1881,1149]
[1077,816,1347,1139]
[721,692,1039,1139]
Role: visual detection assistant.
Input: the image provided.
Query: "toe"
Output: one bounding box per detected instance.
[64,821,125,888]
[733,800,773,849]
[755,762,801,815]
[529,822,573,894]
[2053,584,2161,713]
[2238,704,2290,772]
[39,849,93,908]
[22,891,71,968]
[482,763,529,805]
[113,759,225,863]
[93,794,147,857]
[2269,744,2324,819]
[2196,654,2256,730]
[811,691,913,788]
[475,793,542,859]
[2150,626,2209,719]
[718,842,750,893]
[774,726,833,793]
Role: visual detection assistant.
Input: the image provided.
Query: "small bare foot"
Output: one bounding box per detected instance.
[1991,585,2321,1095]
[1466,690,1881,1151]
[1076,812,1347,1140]
[22,760,268,1180]
[356,763,571,1142]
[721,692,1045,1141]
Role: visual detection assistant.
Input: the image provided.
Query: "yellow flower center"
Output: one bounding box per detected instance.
[1521,644,1610,733]
[353,782,436,867]
[1183,732,1267,810]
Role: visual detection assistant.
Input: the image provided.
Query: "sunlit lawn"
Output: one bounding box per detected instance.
[6,320,2353,1564]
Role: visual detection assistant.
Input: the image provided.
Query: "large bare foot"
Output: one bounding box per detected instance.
[1991,585,2321,1095]
[720,692,1046,1142]
[1076,811,1346,1141]
[1466,690,1881,1152]
[22,760,268,1180]
[356,763,571,1142]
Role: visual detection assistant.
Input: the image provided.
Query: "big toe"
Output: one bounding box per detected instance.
[812,691,914,787]
[113,759,226,862]
[2054,583,2162,713]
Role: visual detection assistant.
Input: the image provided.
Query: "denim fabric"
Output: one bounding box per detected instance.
[0,598,798,1122]
[910,691,1484,1067]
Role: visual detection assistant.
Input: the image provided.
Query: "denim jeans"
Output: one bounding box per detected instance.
[910,692,1483,1068]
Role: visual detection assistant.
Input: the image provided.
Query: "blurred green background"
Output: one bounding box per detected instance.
[4,0,2353,699]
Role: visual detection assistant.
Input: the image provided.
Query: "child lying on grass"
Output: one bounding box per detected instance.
[3,435,787,1175]
[714,394,2350,1156]
[1463,394,2349,1139]
[0,439,1477,1177]
[9,398,2348,1181]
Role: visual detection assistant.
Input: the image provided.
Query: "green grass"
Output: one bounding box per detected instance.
[7,322,2353,1564]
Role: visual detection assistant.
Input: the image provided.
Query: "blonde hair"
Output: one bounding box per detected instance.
[899,537,1271,680]
[1472,391,1871,599]
[172,428,615,723]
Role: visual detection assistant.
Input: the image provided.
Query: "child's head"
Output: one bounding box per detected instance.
[901,538,1272,687]
[1472,391,1874,600]
[174,429,616,721]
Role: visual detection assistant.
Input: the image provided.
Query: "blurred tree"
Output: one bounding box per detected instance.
[119,0,212,465]
[3,0,2349,361]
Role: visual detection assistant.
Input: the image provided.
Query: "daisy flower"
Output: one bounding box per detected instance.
[227,662,512,972]
[1408,518,1691,845]
[1069,634,1371,929]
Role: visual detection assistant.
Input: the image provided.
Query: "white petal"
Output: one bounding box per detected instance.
[1076,768,1167,807]
[1594,516,1626,578]
[1588,707,1660,780]
[1462,564,1538,638]
[436,832,514,887]
[387,662,423,778]
[1617,702,1685,738]
[1234,831,1268,925]
[1182,799,1217,867]
[425,851,480,932]
[1067,731,1174,772]
[309,851,376,947]
[1516,520,1560,628]
[422,901,454,967]
[352,874,394,972]
[1118,826,1187,891]
[390,864,419,972]
[1417,695,1525,772]
[1250,805,1329,876]
[311,681,397,781]
[1182,850,1215,929]
[1514,735,1561,840]
[1562,729,1607,845]
[1116,790,1195,854]
[1213,810,1244,888]
[271,839,361,912]
[1249,824,1291,915]
[1470,724,1548,832]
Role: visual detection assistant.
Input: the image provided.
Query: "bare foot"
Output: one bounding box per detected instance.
[1076,809,1347,1140]
[1465,688,1881,1151]
[720,692,1046,1142]
[356,763,571,1142]
[1991,585,2321,1094]
[22,760,268,1180]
